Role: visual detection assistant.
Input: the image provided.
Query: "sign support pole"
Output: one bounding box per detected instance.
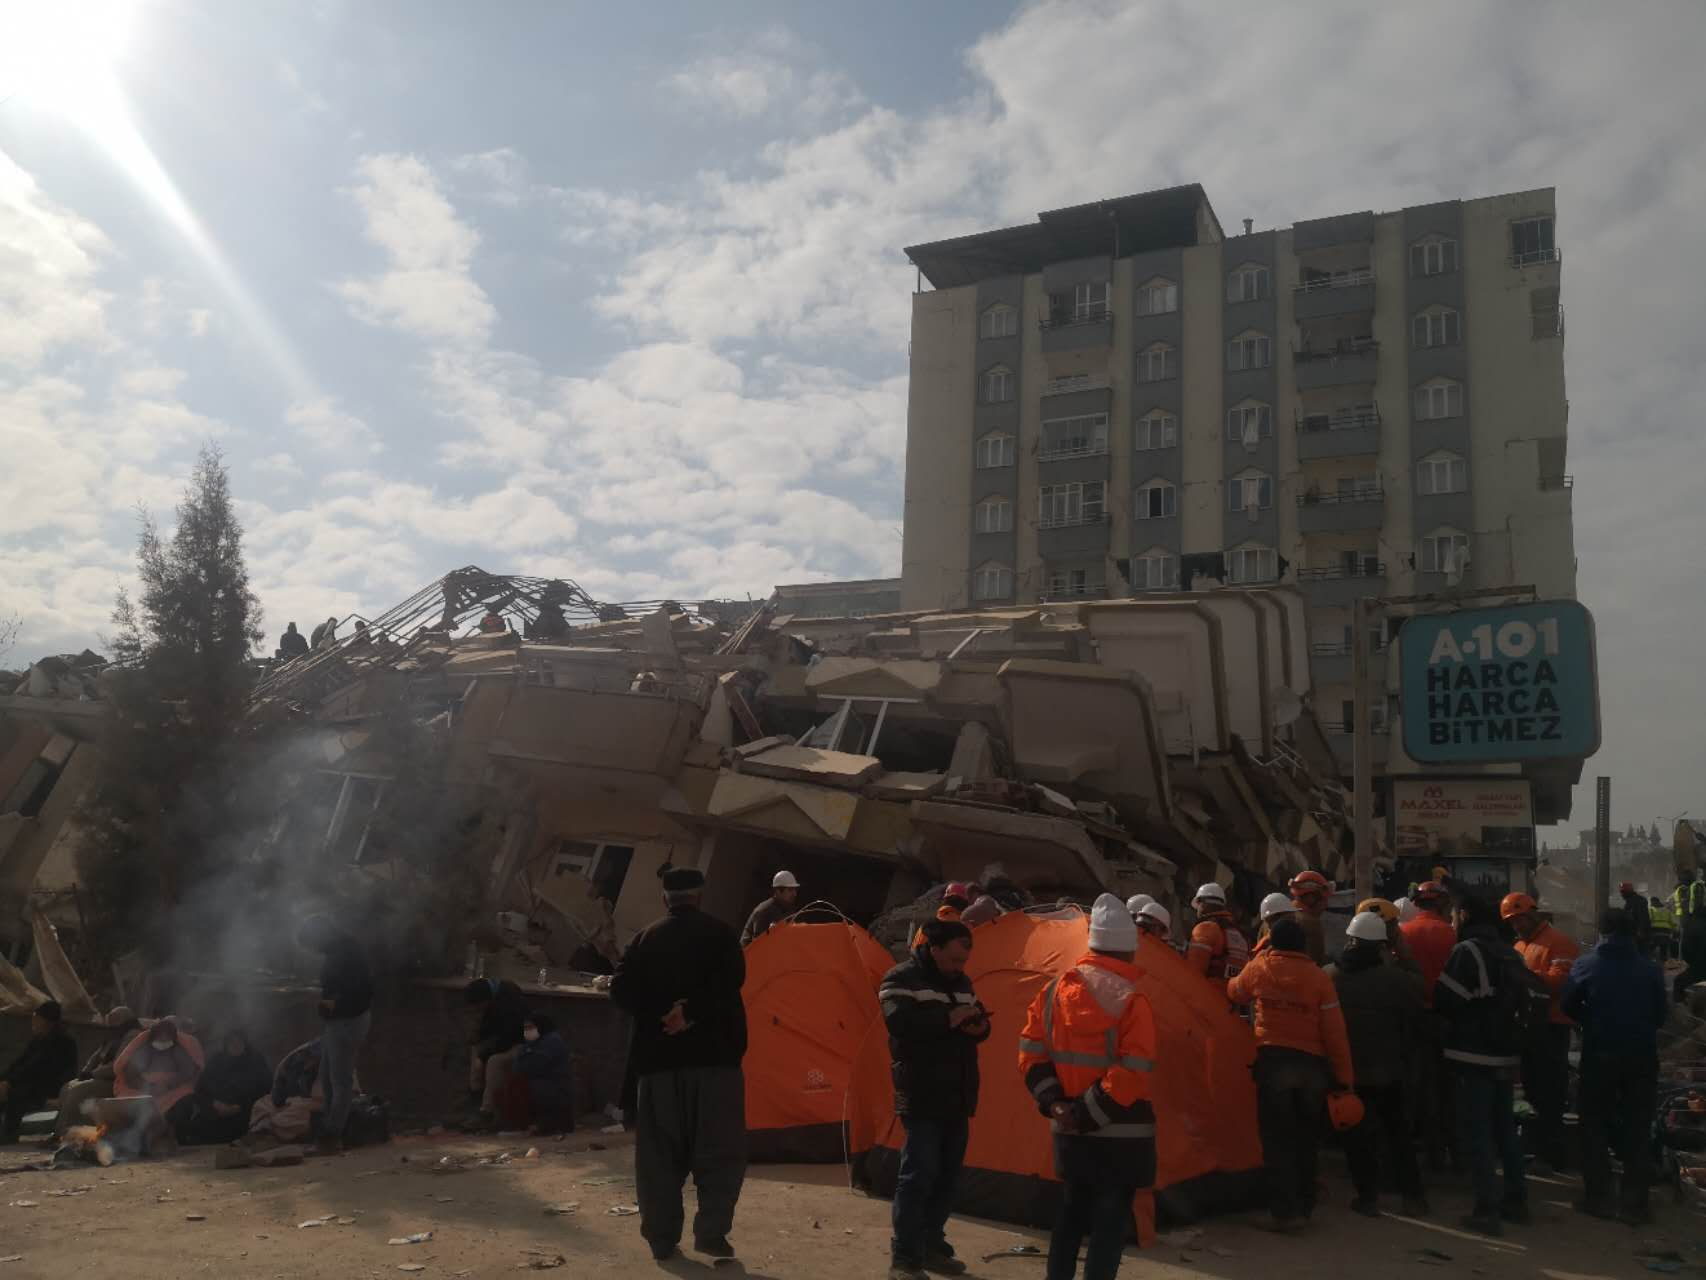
[1353,595,1374,902]
[1594,777,1611,919]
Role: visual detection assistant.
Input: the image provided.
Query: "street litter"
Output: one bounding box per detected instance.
[398,1268,426,1275]
[297,1215,336,1229]
[521,1256,566,1271]
[7,1202,38,1209]
[579,1176,627,1186]
[184,1214,206,1222]
[0,1257,21,1264]
[599,1124,624,1135]
[543,1203,578,1215]
[981,1245,1042,1262]
[606,1204,640,1216]
[389,1232,434,1245]
[523,1147,540,1159]
[48,1186,92,1197]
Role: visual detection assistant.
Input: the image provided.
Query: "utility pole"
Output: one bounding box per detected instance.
[1594,777,1611,916]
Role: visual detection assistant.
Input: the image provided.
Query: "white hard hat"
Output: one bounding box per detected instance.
[1139,902,1172,932]
[1395,896,1419,923]
[772,870,799,889]
[1193,882,1226,904]
[1346,910,1389,943]
[1259,892,1295,922]
[1126,893,1155,915]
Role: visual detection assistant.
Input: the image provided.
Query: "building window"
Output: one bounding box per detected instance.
[1229,470,1273,512]
[1412,307,1461,348]
[1059,281,1110,320]
[1416,450,1467,495]
[1510,215,1556,267]
[1227,262,1270,303]
[1134,479,1177,520]
[1419,528,1470,573]
[1135,342,1177,383]
[979,304,1017,340]
[1412,378,1463,420]
[974,496,1013,534]
[1136,277,1178,316]
[1226,400,1273,444]
[1227,330,1272,371]
[1340,548,1381,577]
[974,562,1013,600]
[1409,236,1458,277]
[1134,409,1177,451]
[1040,413,1109,459]
[1227,543,1277,584]
[975,433,1015,469]
[1132,548,1179,590]
[1046,567,1101,598]
[981,364,1014,403]
[1039,481,1105,528]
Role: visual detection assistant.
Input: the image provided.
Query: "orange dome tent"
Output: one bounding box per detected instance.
[847,909,1262,1241]
[742,914,895,1162]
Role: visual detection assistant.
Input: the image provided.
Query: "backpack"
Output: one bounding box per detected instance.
[341,1095,390,1148]
[1463,938,1551,1057]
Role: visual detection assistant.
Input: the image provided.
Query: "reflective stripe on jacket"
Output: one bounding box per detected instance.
[1226,948,1354,1086]
[1186,914,1249,983]
[1017,953,1157,1141]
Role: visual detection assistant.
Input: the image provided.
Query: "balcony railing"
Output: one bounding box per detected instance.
[1297,562,1386,582]
[1310,640,1389,657]
[1036,511,1110,531]
[1511,247,1561,268]
[1294,337,1379,363]
[1040,304,1113,330]
[1531,308,1565,339]
[1294,267,1374,294]
[1298,486,1383,507]
[1539,474,1574,492]
[1041,373,1111,395]
[1040,582,1108,601]
[1038,441,1110,462]
[1298,407,1381,432]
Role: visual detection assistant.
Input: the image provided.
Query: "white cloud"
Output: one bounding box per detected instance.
[0,153,113,367]
[286,396,384,455]
[665,39,863,124]
[335,153,495,343]
[453,147,531,207]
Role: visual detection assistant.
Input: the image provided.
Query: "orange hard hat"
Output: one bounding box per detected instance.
[1327,1090,1365,1132]
[1356,897,1398,922]
[1289,870,1331,897]
[1499,892,1538,921]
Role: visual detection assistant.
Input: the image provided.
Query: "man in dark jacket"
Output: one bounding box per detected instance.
[609,866,747,1263]
[1618,883,1651,955]
[880,917,988,1280]
[1331,912,1428,1217]
[464,977,529,1128]
[277,622,309,660]
[177,1028,272,1145]
[0,1000,78,1142]
[1562,907,1668,1224]
[1435,896,1547,1236]
[514,1011,574,1133]
[300,915,373,1156]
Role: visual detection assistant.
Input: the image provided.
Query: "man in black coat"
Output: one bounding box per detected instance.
[1,1000,78,1142]
[880,917,988,1280]
[610,867,747,1263]
[464,977,529,1128]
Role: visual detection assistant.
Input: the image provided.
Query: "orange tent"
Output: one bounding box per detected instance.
[742,916,895,1162]
[847,910,1262,1241]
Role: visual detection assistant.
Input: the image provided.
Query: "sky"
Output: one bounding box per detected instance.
[1,0,1703,838]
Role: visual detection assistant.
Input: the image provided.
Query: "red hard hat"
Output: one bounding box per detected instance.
[1327,1090,1365,1132]
[1499,892,1538,921]
[1289,870,1331,897]
[1414,880,1448,901]
[1619,881,1635,894]
[943,882,975,903]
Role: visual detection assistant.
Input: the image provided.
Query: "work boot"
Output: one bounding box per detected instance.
[314,1133,342,1158]
[889,1261,928,1280]
[648,1242,679,1262]
[1349,1196,1380,1218]
[1460,1209,1502,1237]
[693,1235,735,1260]
[924,1242,968,1276]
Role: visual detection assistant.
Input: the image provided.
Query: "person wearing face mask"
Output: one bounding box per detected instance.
[513,1011,574,1134]
[111,1017,205,1150]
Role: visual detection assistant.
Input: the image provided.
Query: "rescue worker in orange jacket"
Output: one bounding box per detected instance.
[1249,892,1297,959]
[1185,883,1248,986]
[1503,892,1579,1170]
[1288,870,1332,964]
[1227,918,1354,1229]
[1019,894,1157,1280]
[1399,880,1458,1173]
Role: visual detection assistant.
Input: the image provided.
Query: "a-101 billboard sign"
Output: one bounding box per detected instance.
[1399,600,1599,764]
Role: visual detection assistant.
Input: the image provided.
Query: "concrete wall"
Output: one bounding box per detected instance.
[901,285,976,610]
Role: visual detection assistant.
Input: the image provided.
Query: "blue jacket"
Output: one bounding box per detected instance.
[1561,934,1667,1058]
[515,1030,573,1110]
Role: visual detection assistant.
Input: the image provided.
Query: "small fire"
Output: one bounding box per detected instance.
[61,1124,115,1167]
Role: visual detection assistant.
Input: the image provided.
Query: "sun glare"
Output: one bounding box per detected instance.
[0,0,138,125]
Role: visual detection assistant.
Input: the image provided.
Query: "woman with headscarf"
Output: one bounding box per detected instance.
[513,1011,574,1134]
[112,1017,204,1145]
[177,1028,272,1145]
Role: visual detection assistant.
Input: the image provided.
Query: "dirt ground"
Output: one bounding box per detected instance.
[0,1130,1701,1280]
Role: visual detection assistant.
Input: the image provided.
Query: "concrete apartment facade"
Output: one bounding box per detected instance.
[900,184,1576,816]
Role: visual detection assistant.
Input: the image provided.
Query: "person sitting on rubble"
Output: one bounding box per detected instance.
[277,621,309,660]
[176,1028,272,1146]
[464,977,530,1130]
[511,1011,574,1134]
[54,1006,140,1137]
[532,602,569,641]
[479,608,508,635]
[1,1000,79,1143]
[111,1016,205,1152]
[309,616,339,649]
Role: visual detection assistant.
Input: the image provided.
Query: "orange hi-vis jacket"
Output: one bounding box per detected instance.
[1226,947,1355,1087]
[1187,911,1249,983]
[1018,953,1158,1147]
[1516,922,1580,1025]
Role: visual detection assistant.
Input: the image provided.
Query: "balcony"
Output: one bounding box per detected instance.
[1298,487,1386,534]
[1510,247,1561,269]
[1531,307,1565,339]
[1037,441,1110,463]
[1293,267,1375,321]
[1042,373,1110,396]
[1040,581,1109,603]
[1294,338,1378,390]
[1037,512,1111,558]
[1297,407,1381,460]
[1539,473,1573,492]
[1309,640,1388,686]
[1296,563,1386,608]
[1040,304,1113,355]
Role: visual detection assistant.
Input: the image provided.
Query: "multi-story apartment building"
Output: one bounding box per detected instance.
[899,184,1577,818]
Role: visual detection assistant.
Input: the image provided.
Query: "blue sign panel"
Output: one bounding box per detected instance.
[1400,600,1599,764]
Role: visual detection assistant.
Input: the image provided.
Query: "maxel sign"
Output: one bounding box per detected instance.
[1399,600,1600,764]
